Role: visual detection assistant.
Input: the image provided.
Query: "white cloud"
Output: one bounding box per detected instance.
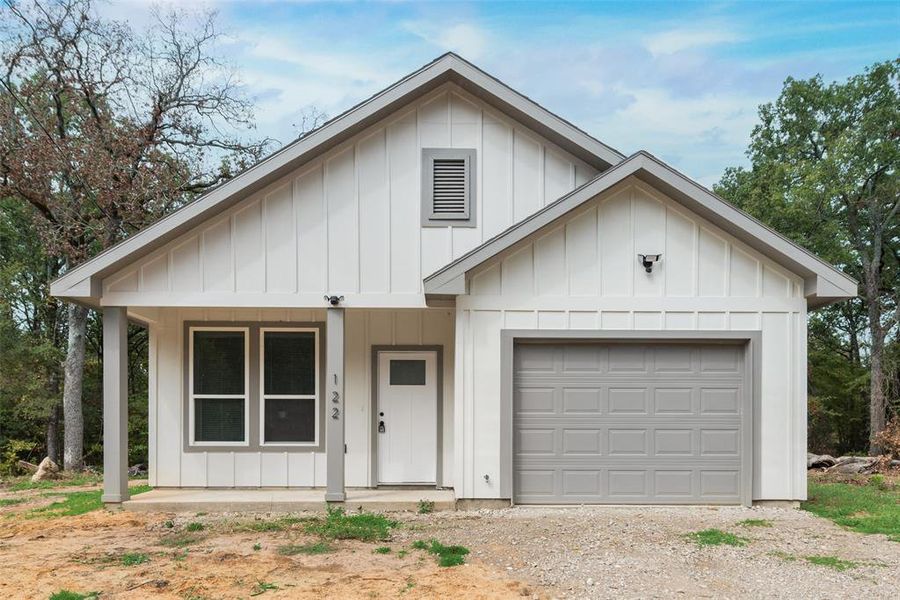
[402,21,488,59]
[643,27,743,57]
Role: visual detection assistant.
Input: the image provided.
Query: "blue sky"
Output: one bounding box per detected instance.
[107,1,899,186]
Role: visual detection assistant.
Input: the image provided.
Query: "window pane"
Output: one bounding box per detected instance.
[264,398,316,443]
[264,331,316,395]
[195,398,245,442]
[193,331,245,395]
[390,360,426,385]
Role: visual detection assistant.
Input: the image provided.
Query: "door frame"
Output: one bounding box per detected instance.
[500,330,760,507]
[371,345,443,487]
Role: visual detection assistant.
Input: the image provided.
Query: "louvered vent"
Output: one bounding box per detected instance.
[431,157,468,217]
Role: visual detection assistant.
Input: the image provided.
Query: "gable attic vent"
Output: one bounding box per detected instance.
[422,148,477,227]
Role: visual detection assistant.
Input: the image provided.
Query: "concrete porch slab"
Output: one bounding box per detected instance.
[121,488,456,513]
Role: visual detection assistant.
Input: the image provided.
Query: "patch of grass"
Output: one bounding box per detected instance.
[684,529,748,547]
[0,498,25,507]
[277,541,334,556]
[804,555,858,571]
[417,499,435,514]
[48,591,99,600]
[253,543,262,551]
[159,532,205,548]
[163,519,174,528]
[8,472,102,492]
[231,516,308,533]
[397,549,408,559]
[803,480,900,541]
[306,506,398,542]
[374,546,391,554]
[185,521,204,532]
[121,552,150,566]
[414,539,470,567]
[249,581,278,596]
[737,518,773,528]
[27,485,151,518]
[770,550,797,561]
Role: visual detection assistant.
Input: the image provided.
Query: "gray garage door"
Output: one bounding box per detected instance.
[513,342,746,504]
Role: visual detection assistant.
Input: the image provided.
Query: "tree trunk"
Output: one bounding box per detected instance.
[46,403,61,464]
[63,303,88,471]
[867,281,887,456]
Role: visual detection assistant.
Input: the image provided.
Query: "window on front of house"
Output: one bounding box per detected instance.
[190,328,249,444]
[261,329,319,444]
[422,148,476,227]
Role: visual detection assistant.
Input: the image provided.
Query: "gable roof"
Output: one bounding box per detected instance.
[50,53,625,304]
[424,151,857,308]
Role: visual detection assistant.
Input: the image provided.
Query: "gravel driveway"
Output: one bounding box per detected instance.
[398,505,900,599]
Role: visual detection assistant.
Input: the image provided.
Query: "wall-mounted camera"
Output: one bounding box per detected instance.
[324,295,344,306]
[637,253,662,274]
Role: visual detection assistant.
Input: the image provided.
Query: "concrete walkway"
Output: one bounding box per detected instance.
[122,488,456,513]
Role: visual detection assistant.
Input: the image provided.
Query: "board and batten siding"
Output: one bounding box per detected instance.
[455,178,808,501]
[143,307,454,489]
[103,83,598,307]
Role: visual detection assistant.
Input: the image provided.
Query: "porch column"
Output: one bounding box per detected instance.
[101,306,129,504]
[325,307,345,502]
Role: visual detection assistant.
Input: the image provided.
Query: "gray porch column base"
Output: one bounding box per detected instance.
[325,308,346,502]
[101,306,129,504]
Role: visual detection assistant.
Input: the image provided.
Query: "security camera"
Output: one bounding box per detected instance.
[324,295,344,306]
[638,254,662,274]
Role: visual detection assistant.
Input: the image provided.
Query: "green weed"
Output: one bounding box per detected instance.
[805,555,858,571]
[121,552,149,566]
[737,518,773,528]
[413,539,470,567]
[684,529,748,547]
[48,592,99,600]
[417,499,435,514]
[306,506,397,541]
[277,541,334,556]
[374,546,391,554]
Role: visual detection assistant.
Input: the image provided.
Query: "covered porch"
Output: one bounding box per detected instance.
[101,305,455,505]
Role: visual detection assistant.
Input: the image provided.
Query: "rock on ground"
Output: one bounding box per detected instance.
[30,457,60,483]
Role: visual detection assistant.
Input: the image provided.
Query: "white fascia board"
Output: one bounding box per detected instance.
[424,151,857,306]
[49,53,624,303]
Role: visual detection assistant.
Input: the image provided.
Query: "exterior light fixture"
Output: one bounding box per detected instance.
[324,295,345,306]
[638,254,662,273]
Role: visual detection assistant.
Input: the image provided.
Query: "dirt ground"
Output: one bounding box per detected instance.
[0,489,537,600]
[2,478,899,599]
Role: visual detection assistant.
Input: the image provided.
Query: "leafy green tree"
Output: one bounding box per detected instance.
[0,0,269,470]
[716,59,899,453]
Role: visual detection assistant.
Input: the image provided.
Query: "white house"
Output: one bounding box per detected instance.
[51,54,855,508]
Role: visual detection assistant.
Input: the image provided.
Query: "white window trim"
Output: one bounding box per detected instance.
[188,326,251,447]
[259,327,320,447]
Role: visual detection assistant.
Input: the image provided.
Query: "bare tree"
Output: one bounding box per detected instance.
[0,0,271,470]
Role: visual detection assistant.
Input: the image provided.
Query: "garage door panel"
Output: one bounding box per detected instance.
[608,429,648,455]
[700,388,741,414]
[654,429,694,455]
[608,346,649,373]
[514,342,745,504]
[562,388,602,412]
[654,388,694,413]
[608,388,649,414]
[562,428,603,454]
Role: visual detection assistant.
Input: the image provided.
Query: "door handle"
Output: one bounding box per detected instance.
[378,420,386,433]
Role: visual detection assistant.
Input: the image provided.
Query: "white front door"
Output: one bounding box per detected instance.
[377,351,438,484]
